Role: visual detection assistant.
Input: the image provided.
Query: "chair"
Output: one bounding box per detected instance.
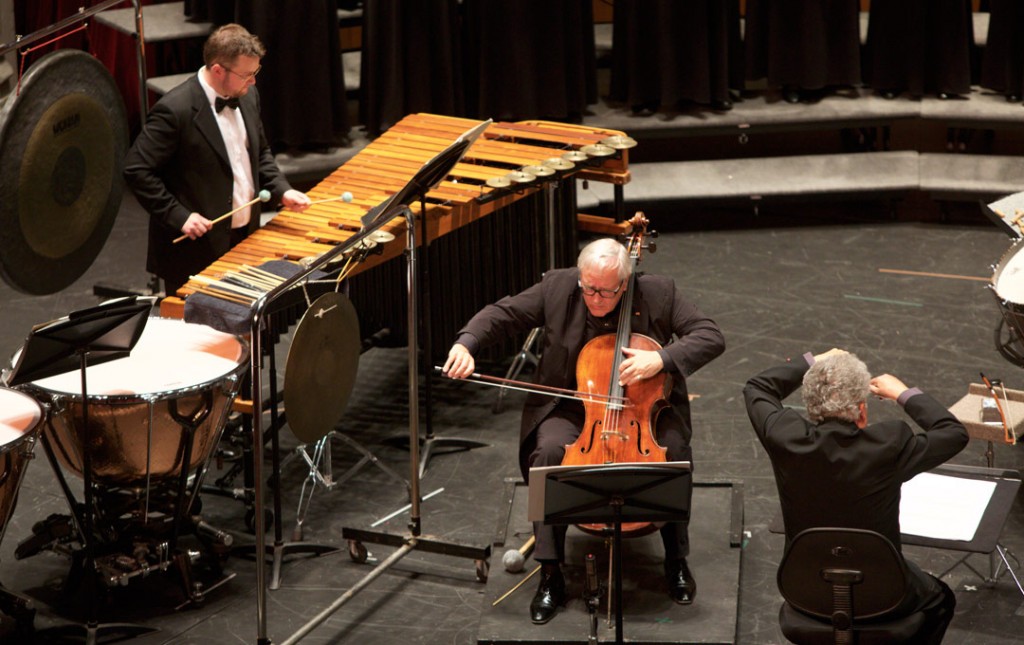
[776,528,926,644]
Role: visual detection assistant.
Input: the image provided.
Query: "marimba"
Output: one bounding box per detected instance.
[161,113,632,359]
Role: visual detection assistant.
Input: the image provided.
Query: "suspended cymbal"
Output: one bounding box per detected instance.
[543,157,575,171]
[284,292,361,443]
[486,176,513,188]
[600,134,638,150]
[580,144,615,157]
[368,230,396,244]
[506,171,535,184]
[521,164,555,177]
[561,150,589,162]
[0,50,128,295]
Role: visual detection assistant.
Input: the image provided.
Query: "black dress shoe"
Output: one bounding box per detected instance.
[530,565,566,624]
[782,88,801,104]
[878,89,898,100]
[665,558,696,605]
[1008,94,1022,103]
[711,98,733,111]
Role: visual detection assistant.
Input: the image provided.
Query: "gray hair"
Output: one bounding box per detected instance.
[204,24,266,68]
[577,238,630,282]
[802,353,870,423]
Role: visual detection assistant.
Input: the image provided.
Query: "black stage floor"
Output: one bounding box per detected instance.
[2,191,1024,644]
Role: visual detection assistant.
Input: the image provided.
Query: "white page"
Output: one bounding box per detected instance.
[899,472,995,542]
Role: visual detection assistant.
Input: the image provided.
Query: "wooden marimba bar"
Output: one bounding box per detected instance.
[161,113,631,358]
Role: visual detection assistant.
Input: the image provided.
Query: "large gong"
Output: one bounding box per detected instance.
[0,49,127,295]
[284,292,362,443]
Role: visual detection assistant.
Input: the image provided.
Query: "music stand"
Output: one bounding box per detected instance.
[981,192,1024,240]
[8,296,156,644]
[528,462,693,645]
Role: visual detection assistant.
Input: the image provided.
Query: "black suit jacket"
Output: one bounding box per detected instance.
[124,75,292,291]
[459,268,725,449]
[743,361,969,550]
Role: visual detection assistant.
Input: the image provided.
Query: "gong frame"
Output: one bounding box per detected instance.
[0,0,147,117]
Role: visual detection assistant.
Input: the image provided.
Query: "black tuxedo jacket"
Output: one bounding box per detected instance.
[124,75,292,290]
[743,361,969,550]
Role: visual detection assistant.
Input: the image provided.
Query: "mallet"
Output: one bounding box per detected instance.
[306,191,354,206]
[502,535,536,573]
[173,189,271,244]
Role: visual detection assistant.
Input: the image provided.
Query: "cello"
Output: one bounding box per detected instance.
[560,214,669,536]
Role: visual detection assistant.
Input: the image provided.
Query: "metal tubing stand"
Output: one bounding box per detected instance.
[279,207,490,644]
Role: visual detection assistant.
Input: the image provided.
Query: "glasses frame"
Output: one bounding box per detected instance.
[221,63,261,81]
[578,278,625,299]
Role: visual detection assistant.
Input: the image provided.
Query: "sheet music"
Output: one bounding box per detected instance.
[900,472,996,542]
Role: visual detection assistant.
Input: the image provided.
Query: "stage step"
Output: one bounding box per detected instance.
[581,152,1022,207]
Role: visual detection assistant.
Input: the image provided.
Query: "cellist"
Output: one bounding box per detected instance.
[443,214,725,624]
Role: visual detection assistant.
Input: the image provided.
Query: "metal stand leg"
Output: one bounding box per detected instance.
[291,431,409,542]
[939,543,1024,599]
[493,327,543,413]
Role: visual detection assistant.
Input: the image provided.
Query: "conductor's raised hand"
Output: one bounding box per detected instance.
[181,212,212,240]
[870,374,909,401]
[443,343,475,379]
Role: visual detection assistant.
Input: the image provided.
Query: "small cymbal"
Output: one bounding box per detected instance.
[561,150,589,162]
[486,176,513,188]
[600,134,638,150]
[580,144,615,157]
[521,164,555,177]
[368,230,396,244]
[506,171,535,184]
[542,157,575,171]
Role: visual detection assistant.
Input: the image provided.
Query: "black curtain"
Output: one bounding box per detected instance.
[235,1,350,151]
[981,0,1024,99]
[609,0,742,110]
[744,0,861,91]
[462,0,596,122]
[359,0,462,137]
[863,0,973,97]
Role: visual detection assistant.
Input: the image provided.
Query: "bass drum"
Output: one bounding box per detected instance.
[0,49,127,295]
[0,388,42,546]
[26,318,247,487]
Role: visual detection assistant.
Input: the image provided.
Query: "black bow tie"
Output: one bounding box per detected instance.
[215,96,240,112]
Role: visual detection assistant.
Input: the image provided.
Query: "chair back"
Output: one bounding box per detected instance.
[778,527,908,621]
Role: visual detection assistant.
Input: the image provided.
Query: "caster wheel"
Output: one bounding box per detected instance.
[475,558,490,582]
[348,540,368,563]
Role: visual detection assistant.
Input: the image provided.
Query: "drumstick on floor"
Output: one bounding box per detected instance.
[172,190,271,244]
[878,268,989,282]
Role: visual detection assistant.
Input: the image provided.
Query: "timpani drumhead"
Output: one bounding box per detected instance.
[284,292,361,443]
[0,50,127,295]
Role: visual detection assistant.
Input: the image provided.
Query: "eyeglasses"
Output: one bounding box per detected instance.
[578,279,624,299]
[222,64,261,81]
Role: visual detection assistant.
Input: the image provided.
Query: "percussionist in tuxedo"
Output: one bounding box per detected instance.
[744,348,968,642]
[124,23,310,295]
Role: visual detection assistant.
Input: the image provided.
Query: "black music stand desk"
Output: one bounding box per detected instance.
[529,461,692,645]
